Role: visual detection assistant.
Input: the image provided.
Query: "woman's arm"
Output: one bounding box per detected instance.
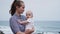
[17,20,29,25]
[16,31,25,34]
[10,18,25,34]
[24,27,35,34]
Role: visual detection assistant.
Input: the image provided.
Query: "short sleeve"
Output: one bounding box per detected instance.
[27,18,34,25]
[10,18,20,34]
[21,15,27,20]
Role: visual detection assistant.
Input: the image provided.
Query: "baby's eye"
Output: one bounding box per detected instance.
[28,14,31,16]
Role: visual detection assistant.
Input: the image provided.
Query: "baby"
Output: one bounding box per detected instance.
[17,10,34,34]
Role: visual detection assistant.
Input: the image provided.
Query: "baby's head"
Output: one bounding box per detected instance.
[26,10,33,19]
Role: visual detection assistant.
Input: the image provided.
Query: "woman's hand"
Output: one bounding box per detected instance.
[16,31,25,34]
[24,27,35,34]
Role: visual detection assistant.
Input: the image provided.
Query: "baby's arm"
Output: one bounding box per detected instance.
[17,20,29,25]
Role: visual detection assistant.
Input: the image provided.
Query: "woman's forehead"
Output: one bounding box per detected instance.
[21,2,25,6]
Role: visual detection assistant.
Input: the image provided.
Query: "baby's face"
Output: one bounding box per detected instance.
[26,13,32,18]
[26,11,33,18]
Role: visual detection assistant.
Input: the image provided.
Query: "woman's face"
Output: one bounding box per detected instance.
[17,3,25,14]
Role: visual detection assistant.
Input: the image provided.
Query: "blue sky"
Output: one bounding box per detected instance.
[0,0,60,21]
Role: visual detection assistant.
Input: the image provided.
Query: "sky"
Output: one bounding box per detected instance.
[0,0,60,21]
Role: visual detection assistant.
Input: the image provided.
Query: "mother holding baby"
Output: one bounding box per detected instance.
[9,0,34,34]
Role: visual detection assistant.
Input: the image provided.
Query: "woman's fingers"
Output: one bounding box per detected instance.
[16,31,25,34]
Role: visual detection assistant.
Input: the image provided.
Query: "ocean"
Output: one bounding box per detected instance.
[0,21,60,34]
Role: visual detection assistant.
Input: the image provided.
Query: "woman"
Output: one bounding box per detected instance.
[9,0,34,34]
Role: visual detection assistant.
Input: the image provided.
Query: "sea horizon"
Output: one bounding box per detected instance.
[0,21,60,34]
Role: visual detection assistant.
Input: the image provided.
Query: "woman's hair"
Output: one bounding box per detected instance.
[9,0,24,16]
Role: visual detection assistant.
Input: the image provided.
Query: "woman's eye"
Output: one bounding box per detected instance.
[22,7,25,9]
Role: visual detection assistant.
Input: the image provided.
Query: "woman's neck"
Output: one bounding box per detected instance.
[15,11,21,16]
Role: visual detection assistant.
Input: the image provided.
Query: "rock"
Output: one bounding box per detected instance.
[0,30,4,34]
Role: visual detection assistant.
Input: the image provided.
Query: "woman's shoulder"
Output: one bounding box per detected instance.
[21,15,27,20]
[21,15,26,17]
[21,15,26,18]
[10,16,17,21]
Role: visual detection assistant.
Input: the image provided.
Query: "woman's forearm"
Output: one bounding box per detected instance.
[16,31,25,34]
[25,29,34,34]
[25,27,35,34]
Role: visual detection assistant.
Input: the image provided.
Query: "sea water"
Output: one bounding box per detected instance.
[0,21,60,34]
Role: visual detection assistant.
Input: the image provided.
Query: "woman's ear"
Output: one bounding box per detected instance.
[16,6,18,9]
[16,6,19,9]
